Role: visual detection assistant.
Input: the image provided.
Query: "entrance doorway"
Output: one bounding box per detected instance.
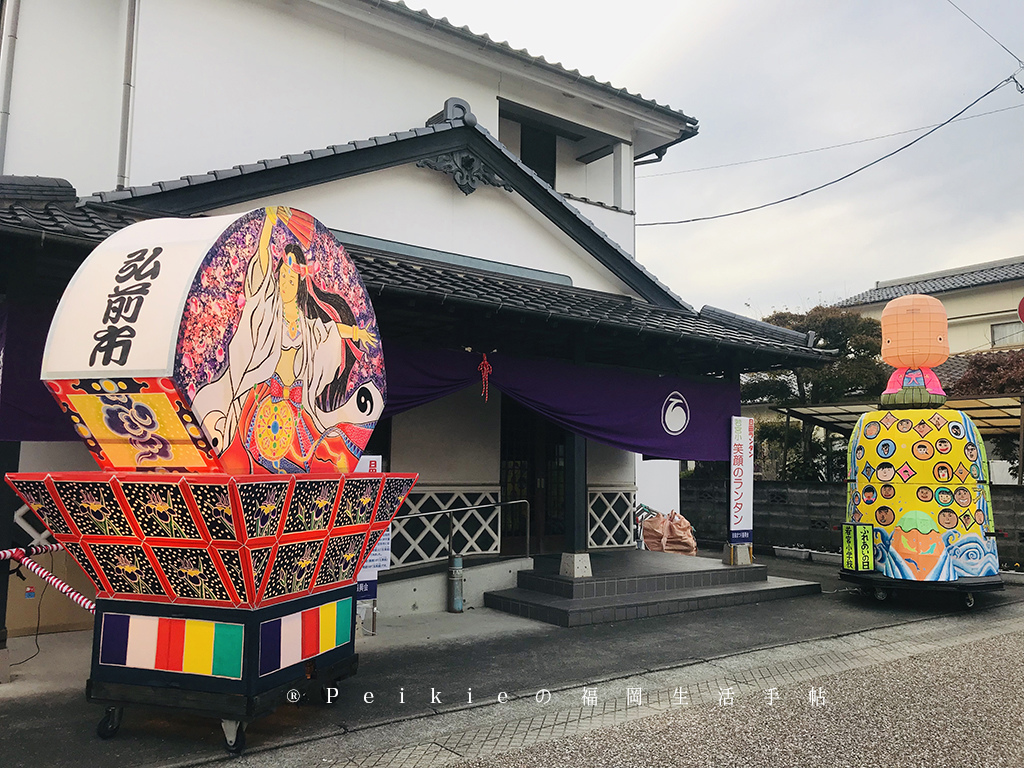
[500,397,566,554]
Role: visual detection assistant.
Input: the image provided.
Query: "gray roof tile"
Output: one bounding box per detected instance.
[362,0,696,125]
[348,245,827,361]
[838,259,1024,306]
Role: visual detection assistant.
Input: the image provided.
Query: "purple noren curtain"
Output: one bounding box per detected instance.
[0,302,75,442]
[381,343,738,461]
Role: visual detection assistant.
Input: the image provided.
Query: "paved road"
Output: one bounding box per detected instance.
[1,558,1020,768]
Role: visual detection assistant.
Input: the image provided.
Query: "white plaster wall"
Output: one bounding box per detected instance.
[128,0,499,189]
[555,136,587,198]
[498,118,521,158]
[390,387,499,485]
[566,200,636,256]
[19,441,97,472]
[634,455,680,514]
[3,0,126,194]
[586,154,615,205]
[587,440,635,485]
[210,165,641,296]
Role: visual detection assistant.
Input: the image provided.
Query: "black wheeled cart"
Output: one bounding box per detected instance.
[86,584,358,755]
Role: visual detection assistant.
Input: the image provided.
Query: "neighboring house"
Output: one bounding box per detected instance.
[0,0,830,643]
[762,257,1024,485]
[837,255,1024,355]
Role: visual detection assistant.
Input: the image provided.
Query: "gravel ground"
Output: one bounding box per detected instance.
[453,630,1024,768]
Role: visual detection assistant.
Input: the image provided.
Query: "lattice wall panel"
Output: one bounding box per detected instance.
[588,488,636,549]
[391,487,500,568]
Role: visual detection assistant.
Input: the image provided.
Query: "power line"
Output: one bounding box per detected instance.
[637,103,1024,179]
[637,72,1021,228]
[945,0,1024,67]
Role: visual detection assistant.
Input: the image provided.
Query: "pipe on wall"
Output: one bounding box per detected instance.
[116,0,139,189]
[0,0,23,174]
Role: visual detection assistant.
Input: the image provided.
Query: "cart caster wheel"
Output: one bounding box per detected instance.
[221,719,246,756]
[963,592,975,609]
[96,707,123,739]
[873,587,888,602]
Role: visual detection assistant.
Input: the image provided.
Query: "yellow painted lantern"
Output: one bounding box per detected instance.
[843,294,1001,601]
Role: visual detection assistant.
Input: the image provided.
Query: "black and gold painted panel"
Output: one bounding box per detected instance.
[263,540,325,600]
[52,480,134,537]
[119,480,202,540]
[150,546,231,602]
[336,478,381,527]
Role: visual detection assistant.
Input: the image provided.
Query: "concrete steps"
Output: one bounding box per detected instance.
[484,555,821,627]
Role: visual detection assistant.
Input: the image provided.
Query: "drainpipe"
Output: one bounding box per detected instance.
[116,0,138,189]
[0,0,22,174]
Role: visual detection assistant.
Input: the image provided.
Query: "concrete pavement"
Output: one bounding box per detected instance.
[1,557,1022,767]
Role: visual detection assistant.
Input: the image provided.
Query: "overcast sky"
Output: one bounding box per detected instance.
[414,0,1024,319]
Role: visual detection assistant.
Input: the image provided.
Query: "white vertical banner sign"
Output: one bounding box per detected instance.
[729,416,754,544]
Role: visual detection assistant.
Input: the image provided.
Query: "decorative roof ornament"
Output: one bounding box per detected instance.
[416,149,514,195]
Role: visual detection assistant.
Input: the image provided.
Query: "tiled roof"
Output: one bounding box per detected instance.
[0,176,148,244]
[933,355,973,388]
[81,113,692,312]
[350,245,828,362]
[0,182,829,365]
[357,0,697,129]
[837,257,1024,307]
[81,119,470,204]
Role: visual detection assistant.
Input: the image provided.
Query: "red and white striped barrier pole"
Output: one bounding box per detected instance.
[0,543,64,561]
[3,544,96,614]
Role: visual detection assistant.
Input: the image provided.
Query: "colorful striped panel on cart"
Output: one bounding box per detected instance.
[258,597,352,676]
[98,614,244,679]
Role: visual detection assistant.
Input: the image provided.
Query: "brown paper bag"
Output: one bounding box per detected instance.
[663,511,697,555]
[642,514,668,551]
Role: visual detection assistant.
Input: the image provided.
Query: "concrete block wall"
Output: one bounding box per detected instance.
[681,479,1024,566]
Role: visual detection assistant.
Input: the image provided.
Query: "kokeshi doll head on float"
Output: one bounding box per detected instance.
[5,207,417,750]
[842,293,1001,605]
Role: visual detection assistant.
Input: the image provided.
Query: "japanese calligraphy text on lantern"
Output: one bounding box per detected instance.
[729,416,754,543]
[90,247,163,367]
[42,214,241,381]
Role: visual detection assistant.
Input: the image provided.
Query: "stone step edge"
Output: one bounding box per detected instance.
[487,576,821,612]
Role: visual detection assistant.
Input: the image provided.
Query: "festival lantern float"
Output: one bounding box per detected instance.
[841,294,1001,605]
[5,207,417,753]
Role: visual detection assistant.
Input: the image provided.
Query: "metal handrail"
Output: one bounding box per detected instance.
[397,499,532,558]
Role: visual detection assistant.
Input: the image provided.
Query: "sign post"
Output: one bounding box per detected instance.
[356,525,391,636]
[723,416,755,565]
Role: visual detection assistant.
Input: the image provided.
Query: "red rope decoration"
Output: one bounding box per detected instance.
[478,353,493,402]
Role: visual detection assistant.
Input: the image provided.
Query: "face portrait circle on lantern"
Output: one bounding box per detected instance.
[937,509,958,530]
[863,422,881,440]
[935,487,953,506]
[912,440,934,461]
[876,440,896,459]
[935,438,952,454]
[916,486,933,503]
[875,506,896,527]
[875,462,896,483]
